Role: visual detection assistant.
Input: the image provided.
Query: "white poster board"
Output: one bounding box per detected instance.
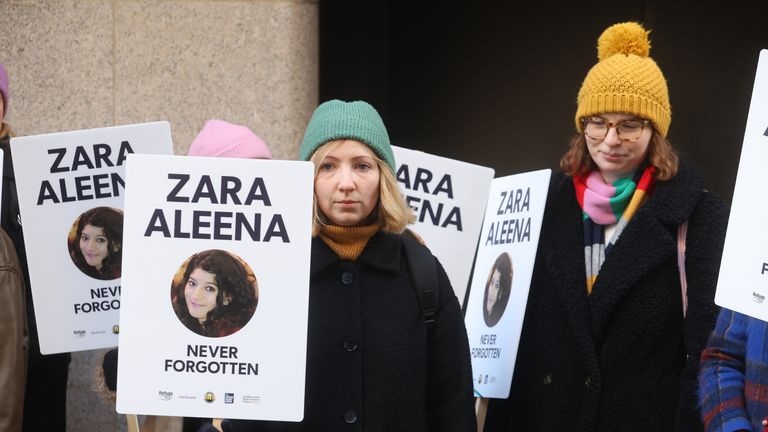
[716,49,768,321]
[393,146,495,303]
[116,154,313,421]
[10,121,173,354]
[464,169,550,398]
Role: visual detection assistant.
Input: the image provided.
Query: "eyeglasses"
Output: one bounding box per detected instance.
[582,116,650,141]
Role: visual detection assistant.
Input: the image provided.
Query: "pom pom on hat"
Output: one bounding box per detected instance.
[0,64,9,119]
[597,22,650,61]
[299,100,395,173]
[188,120,272,159]
[575,22,671,137]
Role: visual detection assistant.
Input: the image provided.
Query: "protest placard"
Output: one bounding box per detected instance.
[393,146,494,303]
[716,50,768,321]
[464,169,550,398]
[116,154,313,421]
[10,121,172,353]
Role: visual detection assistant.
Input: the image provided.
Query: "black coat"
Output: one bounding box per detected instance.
[485,161,728,432]
[228,232,476,432]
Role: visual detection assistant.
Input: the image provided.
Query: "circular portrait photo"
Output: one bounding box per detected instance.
[68,206,124,280]
[171,249,259,338]
[483,252,513,327]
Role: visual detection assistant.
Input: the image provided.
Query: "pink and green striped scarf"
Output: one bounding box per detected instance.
[574,165,655,295]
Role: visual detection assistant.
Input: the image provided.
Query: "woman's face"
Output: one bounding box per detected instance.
[486,269,501,313]
[79,224,108,270]
[585,112,652,184]
[314,140,381,226]
[184,268,219,323]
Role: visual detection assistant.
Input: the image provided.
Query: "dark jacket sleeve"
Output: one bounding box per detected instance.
[675,191,728,431]
[426,257,477,432]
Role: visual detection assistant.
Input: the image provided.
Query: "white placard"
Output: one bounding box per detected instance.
[464,169,550,399]
[10,122,173,354]
[716,49,768,321]
[116,154,313,421]
[393,146,495,303]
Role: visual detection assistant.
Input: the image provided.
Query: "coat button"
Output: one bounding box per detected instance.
[343,339,358,352]
[341,272,354,285]
[585,375,591,387]
[543,373,553,385]
[344,409,358,424]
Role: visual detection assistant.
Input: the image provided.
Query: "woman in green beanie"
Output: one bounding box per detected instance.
[209,100,476,432]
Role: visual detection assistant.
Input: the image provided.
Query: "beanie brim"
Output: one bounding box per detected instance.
[575,92,671,138]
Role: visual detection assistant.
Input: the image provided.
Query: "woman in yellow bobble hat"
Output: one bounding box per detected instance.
[483,22,728,432]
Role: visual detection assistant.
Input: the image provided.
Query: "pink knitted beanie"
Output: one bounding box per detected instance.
[188,119,272,159]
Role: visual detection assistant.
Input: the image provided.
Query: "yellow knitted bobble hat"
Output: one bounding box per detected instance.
[575,22,671,137]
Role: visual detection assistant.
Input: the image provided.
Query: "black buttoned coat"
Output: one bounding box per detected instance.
[484,161,728,432]
[227,232,476,432]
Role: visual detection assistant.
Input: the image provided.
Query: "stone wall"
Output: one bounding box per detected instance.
[0,1,318,430]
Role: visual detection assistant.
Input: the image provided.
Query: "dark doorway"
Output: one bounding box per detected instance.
[320,2,768,204]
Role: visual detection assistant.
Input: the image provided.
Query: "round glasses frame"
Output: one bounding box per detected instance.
[581,116,650,142]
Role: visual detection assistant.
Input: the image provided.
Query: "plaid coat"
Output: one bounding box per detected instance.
[699,308,768,432]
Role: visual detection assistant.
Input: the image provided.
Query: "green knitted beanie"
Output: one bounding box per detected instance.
[299,100,396,173]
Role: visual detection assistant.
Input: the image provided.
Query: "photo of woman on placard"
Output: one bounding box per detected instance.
[483,252,512,327]
[68,206,123,280]
[171,249,258,338]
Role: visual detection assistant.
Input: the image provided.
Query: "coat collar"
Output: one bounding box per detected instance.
[310,231,403,276]
[541,160,705,347]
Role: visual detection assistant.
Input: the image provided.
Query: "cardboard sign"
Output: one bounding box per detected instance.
[716,50,768,321]
[464,169,550,399]
[116,154,313,421]
[10,121,173,354]
[393,146,495,303]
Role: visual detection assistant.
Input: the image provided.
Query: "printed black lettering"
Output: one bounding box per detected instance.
[116,141,135,166]
[220,176,242,205]
[167,174,190,202]
[413,168,433,193]
[396,164,411,189]
[497,191,507,215]
[433,174,454,198]
[244,177,271,206]
[192,175,218,204]
[93,143,115,168]
[72,146,95,171]
[144,209,171,237]
[48,148,69,173]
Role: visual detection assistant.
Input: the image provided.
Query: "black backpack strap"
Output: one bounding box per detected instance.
[401,236,439,329]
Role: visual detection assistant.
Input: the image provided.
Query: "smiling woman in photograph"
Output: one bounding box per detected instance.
[69,206,124,280]
[483,252,512,327]
[171,249,258,338]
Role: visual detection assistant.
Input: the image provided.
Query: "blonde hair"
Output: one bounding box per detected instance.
[559,129,678,181]
[0,122,14,139]
[309,140,414,235]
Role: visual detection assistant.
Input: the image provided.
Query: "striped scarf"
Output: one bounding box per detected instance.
[574,165,655,295]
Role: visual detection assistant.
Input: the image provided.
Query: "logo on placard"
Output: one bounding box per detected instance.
[73,330,86,338]
[753,292,766,303]
[112,325,120,334]
[158,391,173,401]
[225,393,234,404]
[204,392,215,403]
